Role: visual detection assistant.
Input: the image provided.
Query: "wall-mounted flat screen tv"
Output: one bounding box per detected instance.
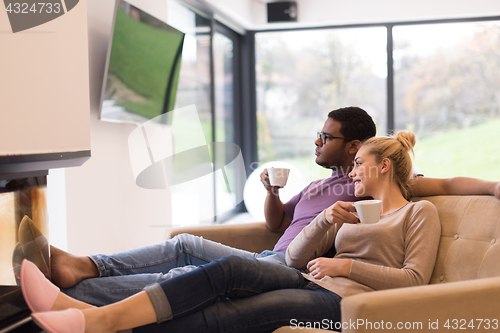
[100,0,185,124]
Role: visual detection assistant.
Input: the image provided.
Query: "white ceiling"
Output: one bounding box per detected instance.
[204,0,500,31]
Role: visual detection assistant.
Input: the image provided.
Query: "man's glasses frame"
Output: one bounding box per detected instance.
[317,132,351,145]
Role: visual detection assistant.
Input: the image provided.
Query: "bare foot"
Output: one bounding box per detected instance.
[50,246,99,289]
[81,292,157,333]
[82,307,116,333]
[51,292,95,311]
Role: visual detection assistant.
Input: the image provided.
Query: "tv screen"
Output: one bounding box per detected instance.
[100,0,185,123]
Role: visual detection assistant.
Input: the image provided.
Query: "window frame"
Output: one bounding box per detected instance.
[211,22,249,221]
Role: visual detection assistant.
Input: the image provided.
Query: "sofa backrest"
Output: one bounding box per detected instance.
[413,196,500,285]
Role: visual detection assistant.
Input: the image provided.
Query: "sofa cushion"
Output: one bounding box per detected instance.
[413,196,500,284]
[166,222,283,253]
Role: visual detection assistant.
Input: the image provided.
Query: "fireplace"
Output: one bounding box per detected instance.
[0,151,90,332]
[0,175,48,332]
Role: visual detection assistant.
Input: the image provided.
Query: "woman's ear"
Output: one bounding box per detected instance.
[380,158,391,174]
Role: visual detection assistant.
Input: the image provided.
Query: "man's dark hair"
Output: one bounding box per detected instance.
[328,106,376,142]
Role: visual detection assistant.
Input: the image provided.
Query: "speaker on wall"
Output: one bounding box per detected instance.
[267,2,297,23]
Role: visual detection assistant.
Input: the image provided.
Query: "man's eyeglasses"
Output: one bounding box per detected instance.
[317,132,349,145]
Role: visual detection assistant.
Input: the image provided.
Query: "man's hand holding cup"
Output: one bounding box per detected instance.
[260,167,290,195]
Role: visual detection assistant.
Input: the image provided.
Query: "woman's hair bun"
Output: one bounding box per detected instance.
[395,131,416,153]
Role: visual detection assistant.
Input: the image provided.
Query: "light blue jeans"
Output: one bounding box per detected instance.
[136,255,342,333]
[63,233,286,306]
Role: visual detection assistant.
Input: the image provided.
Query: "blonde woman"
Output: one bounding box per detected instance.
[21,131,441,333]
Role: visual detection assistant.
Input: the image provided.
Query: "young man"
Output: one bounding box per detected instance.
[263,107,375,252]
[52,107,500,306]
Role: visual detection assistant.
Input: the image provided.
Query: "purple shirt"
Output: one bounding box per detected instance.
[273,171,361,253]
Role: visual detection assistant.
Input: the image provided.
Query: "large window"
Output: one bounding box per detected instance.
[169,10,215,226]
[255,27,387,182]
[167,6,244,225]
[394,21,500,180]
[213,27,244,222]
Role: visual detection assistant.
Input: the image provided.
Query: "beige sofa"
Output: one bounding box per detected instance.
[166,195,500,332]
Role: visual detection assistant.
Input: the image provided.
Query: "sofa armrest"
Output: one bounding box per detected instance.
[165,222,284,253]
[341,277,500,333]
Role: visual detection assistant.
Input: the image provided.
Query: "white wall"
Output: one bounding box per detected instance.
[0,0,91,155]
[206,0,500,30]
[65,0,172,255]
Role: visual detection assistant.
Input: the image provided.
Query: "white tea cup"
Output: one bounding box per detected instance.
[267,168,290,187]
[353,200,382,224]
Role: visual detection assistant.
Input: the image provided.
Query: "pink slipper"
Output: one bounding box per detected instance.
[32,309,85,333]
[21,259,60,313]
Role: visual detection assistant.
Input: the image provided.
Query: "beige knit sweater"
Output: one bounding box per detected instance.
[286,200,441,298]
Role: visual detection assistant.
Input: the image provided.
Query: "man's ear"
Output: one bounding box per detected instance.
[347,140,362,155]
[380,158,391,174]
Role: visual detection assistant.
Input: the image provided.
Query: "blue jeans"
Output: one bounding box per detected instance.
[63,233,286,306]
[137,255,341,333]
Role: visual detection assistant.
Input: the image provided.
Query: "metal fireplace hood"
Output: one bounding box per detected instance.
[0,151,91,179]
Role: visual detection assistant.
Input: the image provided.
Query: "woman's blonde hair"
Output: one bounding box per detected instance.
[361,131,416,200]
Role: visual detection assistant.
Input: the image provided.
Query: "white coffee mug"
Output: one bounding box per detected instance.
[267,168,290,187]
[353,200,382,224]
